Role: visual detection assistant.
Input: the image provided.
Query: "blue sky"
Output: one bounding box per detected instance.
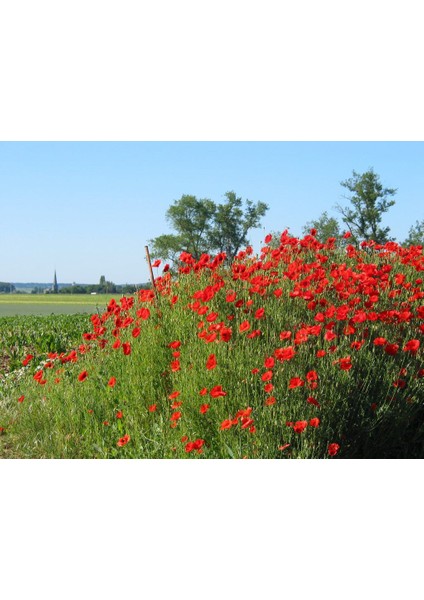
[1,141,423,284]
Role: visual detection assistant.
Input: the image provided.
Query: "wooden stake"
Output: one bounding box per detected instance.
[145,245,157,295]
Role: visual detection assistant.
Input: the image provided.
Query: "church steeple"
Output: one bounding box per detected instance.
[53,270,58,294]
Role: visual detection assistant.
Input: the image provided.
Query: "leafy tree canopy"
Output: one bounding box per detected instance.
[302,211,342,244]
[336,168,396,245]
[403,219,424,247]
[150,192,268,264]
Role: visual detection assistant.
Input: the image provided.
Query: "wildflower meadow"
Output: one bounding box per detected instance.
[1,231,423,458]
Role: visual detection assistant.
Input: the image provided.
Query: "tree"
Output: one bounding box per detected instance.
[336,169,397,245]
[208,192,268,261]
[404,219,424,247]
[150,195,216,264]
[302,211,342,244]
[0,282,15,293]
[150,192,268,264]
[98,275,117,294]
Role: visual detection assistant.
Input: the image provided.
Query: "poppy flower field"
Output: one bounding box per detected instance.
[1,230,423,458]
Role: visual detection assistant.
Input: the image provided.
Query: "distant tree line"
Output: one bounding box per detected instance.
[0,282,16,293]
[58,276,148,295]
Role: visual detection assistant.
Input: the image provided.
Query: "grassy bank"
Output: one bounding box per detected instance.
[1,234,423,458]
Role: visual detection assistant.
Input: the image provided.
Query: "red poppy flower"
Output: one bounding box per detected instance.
[148,404,157,412]
[200,404,210,414]
[108,377,116,387]
[168,390,180,400]
[204,311,217,323]
[279,331,292,340]
[137,308,150,320]
[324,330,337,342]
[239,320,251,333]
[122,342,131,356]
[246,329,261,339]
[254,308,265,319]
[18,395,25,403]
[293,420,308,433]
[240,417,254,429]
[170,411,182,421]
[338,356,353,371]
[117,434,130,447]
[152,259,161,268]
[210,385,227,398]
[219,327,232,342]
[33,371,43,382]
[116,410,123,419]
[373,337,387,346]
[288,377,304,389]
[220,419,233,430]
[171,360,181,372]
[185,439,205,453]
[132,327,141,338]
[78,370,88,382]
[264,396,276,406]
[306,370,318,382]
[307,396,321,408]
[261,370,273,382]
[385,343,399,356]
[22,354,34,366]
[263,383,274,393]
[328,443,340,457]
[309,417,320,428]
[274,346,296,362]
[206,354,217,370]
[343,324,356,335]
[168,340,181,349]
[264,234,273,244]
[264,356,275,369]
[393,378,407,389]
[403,339,420,354]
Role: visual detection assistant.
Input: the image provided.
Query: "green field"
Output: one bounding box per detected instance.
[0,294,118,316]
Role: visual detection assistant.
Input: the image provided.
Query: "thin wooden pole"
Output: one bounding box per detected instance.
[145,245,157,296]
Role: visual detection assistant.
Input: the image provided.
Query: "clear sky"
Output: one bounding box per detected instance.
[1,141,423,284]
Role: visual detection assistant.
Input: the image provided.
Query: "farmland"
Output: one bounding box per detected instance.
[0,293,118,317]
[1,234,423,459]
